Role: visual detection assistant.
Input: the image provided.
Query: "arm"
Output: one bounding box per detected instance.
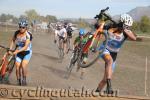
[9,39,15,50]
[124,29,137,41]
[73,37,79,50]
[54,30,57,40]
[9,33,16,54]
[54,30,58,43]
[13,39,30,55]
[64,29,67,40]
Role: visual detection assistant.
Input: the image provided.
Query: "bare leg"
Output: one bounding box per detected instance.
[96,54,113,92]
[21,60,29,85]
[15,62,21,85]
[15,62,21,80]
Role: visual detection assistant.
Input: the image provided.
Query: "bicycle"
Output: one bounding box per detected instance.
[0,45,16,84]
[55,38,65,62]
[65,41,87,79]
[77,7,117,68]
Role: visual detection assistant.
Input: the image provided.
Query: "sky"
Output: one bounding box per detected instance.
[0,0,150,18]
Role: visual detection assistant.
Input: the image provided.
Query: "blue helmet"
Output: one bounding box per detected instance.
[79,29,85,36]
[18,19,28,27]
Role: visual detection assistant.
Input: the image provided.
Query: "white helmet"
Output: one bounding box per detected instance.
[120,14,133,27]
[68,23,72,27]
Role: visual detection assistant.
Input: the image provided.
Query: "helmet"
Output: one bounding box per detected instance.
[68,23,72,27]
[18,19,28,27]
[120,14,133,27]
[63,22,68,28]
[79,29,85,36]
[56,23,62,30]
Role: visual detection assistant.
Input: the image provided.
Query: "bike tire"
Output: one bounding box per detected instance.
[58,39,64,60]
[3,56,15,83]
[65,50,78,79]
[65,60,74,79]
[77,31,108,68]
[0,56,8,77]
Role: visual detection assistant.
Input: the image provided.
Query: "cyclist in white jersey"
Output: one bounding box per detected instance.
[95,14,137,94]
[9,19,32,86]
[54,24,68,54]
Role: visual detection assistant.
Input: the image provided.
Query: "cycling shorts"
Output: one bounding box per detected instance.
[99,48,117,72]
[59,36,67,43]
[16,50,32,63]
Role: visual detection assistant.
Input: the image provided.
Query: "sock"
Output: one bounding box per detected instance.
[106,79,112,89]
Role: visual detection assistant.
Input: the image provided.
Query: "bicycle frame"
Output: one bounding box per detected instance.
[82,7,117,54]
[0,45,15,79]
[0,53,9,77]
[78,7,118,68]
[82,21,105,54]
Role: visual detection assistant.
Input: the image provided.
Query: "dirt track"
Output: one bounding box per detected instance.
[0,32,150,99]
[8,32,102,89]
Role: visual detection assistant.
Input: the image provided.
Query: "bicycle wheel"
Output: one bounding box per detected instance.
[0,58,6,83]
[58,39,64,61]
[65,50,78,79]
[0,55,8,77]
[3,55,15,83]
[78,31,108,68]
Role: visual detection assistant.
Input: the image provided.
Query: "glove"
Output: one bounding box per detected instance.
[54,40,57,43]
[90,46,96,53]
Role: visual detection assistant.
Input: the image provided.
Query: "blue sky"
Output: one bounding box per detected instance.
[0,0,149,18]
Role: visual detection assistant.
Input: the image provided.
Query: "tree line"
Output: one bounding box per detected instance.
[0,9,57,24]
[0,9,150,34]
[132,16,150,34]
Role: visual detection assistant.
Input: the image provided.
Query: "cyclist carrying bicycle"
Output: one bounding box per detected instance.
[95,14,137,94]
[54,23,68,54]
[73,29,89,79]
[9,19,32,86]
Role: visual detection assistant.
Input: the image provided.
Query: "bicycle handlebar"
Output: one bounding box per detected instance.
[94,7,117,25]
[0,45,15,52]
[101,7,109,13]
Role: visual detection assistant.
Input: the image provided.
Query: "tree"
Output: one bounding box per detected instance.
[132,22,140,31]
[76,18,90,28]
[0,14,7,22]
[45,15,57,23]
[0,13,18,23]
[140,16,150,33]
[25,9,39,23]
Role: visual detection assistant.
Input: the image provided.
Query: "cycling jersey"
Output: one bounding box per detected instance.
[14,31,32,51]
[13,30,32,63]
[105,30,127,53]
[74,36,88,45]
[99,28,128,71]
[66,27,73,37]
[55,28,67,38]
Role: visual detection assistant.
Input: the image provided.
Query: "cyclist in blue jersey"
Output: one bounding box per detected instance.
[9,19,32,86]
[95,14,137,94]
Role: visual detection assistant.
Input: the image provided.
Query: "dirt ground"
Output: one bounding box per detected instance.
[0,31,150,100]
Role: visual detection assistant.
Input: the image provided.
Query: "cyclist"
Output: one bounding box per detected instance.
[65,23,74,52]
[95,14,137,94]
[9,19,32,86]
[54,23,68,54]
[73,29,89,79]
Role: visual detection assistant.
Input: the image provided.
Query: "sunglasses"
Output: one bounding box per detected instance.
[19,26,26,29]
